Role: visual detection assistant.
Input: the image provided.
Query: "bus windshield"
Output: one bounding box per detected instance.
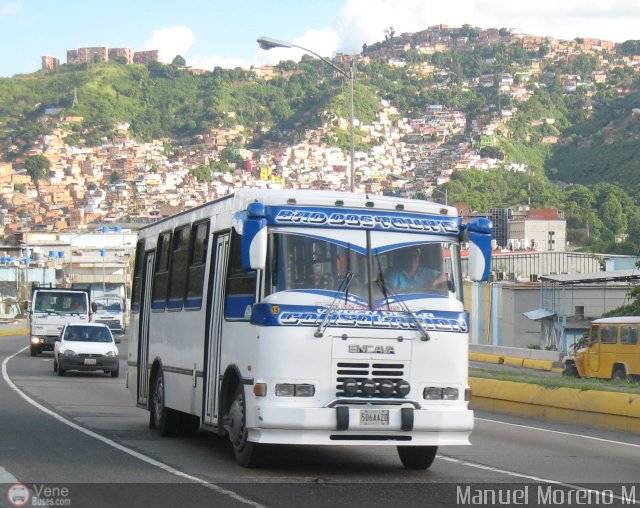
[267,231,461,307]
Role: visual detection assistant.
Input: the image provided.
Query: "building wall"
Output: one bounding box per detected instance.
[509,219,566,251]
[467,280,633,351]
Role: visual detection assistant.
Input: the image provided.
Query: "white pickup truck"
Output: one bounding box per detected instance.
[29,287,92,356]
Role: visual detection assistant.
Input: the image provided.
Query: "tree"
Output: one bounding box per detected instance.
[190,165,212,183]
[172,55,186,67]
[24,155,51,182]
[384,26,395,41]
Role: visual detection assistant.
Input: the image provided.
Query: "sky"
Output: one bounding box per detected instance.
[1,0,640,78]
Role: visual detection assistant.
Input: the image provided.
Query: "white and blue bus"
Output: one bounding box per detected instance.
[127,189,492,468]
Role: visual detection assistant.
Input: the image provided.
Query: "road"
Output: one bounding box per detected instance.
[1,332,639,508]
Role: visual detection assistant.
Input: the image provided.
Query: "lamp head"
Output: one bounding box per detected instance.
[257,36,294,50]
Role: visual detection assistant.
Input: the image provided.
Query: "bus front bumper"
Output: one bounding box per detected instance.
[249,405,473,446]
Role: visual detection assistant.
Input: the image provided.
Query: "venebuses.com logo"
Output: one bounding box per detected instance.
[6,484,30,507]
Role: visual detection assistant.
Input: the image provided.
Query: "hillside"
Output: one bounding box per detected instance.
[1,25,640,253]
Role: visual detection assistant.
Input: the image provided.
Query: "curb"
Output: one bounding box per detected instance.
[469,352,556,371]
[469,377,640,434]
[0,325,29,336]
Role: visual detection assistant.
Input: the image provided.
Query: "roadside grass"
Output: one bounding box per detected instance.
[470,366,640,394]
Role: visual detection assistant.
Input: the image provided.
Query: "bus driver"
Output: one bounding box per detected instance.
[388,247,448,291]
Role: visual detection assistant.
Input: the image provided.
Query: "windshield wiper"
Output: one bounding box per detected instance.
[374,253,430,341]
[314,272,354,338]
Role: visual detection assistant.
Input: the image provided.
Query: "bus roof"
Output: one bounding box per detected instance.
[592,316,640,324]
[138,189,457,233]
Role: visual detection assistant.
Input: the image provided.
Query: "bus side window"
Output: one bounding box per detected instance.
[621,325,638,345]
[225,230,257,320]
[589,325,598,344]
[600,325,617,344]
[152,231,172,311]
[167,225,190,310]
[185,221,209,309]
[131,239,145,314]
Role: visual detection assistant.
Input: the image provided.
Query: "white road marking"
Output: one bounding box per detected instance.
[4,345,638,506]
[2,346,265,508]
[0,465,19,483]
[478,416,640,448]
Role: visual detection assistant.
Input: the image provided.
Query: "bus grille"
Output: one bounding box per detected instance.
[335,362,406,397]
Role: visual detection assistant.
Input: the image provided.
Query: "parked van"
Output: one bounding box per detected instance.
[563,316,640,381]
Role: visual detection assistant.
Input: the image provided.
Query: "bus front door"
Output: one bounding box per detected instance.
[137,251,154,407]
[203,233,230,426]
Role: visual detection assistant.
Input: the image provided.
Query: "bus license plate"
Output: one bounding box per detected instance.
[84,359,97,366]
[360,409,389,425]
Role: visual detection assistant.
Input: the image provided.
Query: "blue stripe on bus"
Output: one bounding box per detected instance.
[151,301,165,311]
[225,294,254,319]
[184,297,203,309]
[166,299,183,310]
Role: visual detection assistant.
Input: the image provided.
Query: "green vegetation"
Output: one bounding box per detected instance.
[24,154,51,182]
[2,39,640,260]
[470,366,640,394]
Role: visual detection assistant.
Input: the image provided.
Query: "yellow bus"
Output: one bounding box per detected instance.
[565,317,640,381]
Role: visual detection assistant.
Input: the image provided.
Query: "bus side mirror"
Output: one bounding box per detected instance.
[463,218,492,282]
[241,202,267,270]
[91,302,97,313]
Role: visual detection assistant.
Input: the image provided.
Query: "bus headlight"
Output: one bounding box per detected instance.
[379,379,395,396]
[342,378,359,395]
[360,379,377,395]
[424,387,459,400]
[442,388,459,400]
[275,383,315,397]
[424,387,443,400]
[30,336,41,345]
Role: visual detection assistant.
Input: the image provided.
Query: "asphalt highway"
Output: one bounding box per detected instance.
[1,333,639,508]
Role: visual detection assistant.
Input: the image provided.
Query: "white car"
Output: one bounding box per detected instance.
[53,322,120,377]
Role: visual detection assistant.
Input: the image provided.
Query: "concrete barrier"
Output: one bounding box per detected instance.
[470,344,561,361]
[470,344,561,371]
[470,377,640,434]
[468,352,503,364]
[0,319,29,337]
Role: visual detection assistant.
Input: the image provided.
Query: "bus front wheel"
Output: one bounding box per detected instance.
[227,385,262,467]
[612,366,627,381]
[397,446,438,470]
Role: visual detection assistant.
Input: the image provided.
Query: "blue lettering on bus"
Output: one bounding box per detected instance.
[271,207,459,235]
[252,303,468,333]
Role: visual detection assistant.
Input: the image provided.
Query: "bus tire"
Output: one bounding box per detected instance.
[150,369,179,437]
[397,446,438,470]
[30,346,38,357]
[563,363,579,377]
[227,385,262,467]
[612,366,626,381]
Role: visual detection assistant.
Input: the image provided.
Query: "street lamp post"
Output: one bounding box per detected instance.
[257,36,356,192]
[431,187,448,206]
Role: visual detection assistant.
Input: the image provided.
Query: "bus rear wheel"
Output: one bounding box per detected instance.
[227,386,262,467]
[150,369,179,436]
[397,446,438,470]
